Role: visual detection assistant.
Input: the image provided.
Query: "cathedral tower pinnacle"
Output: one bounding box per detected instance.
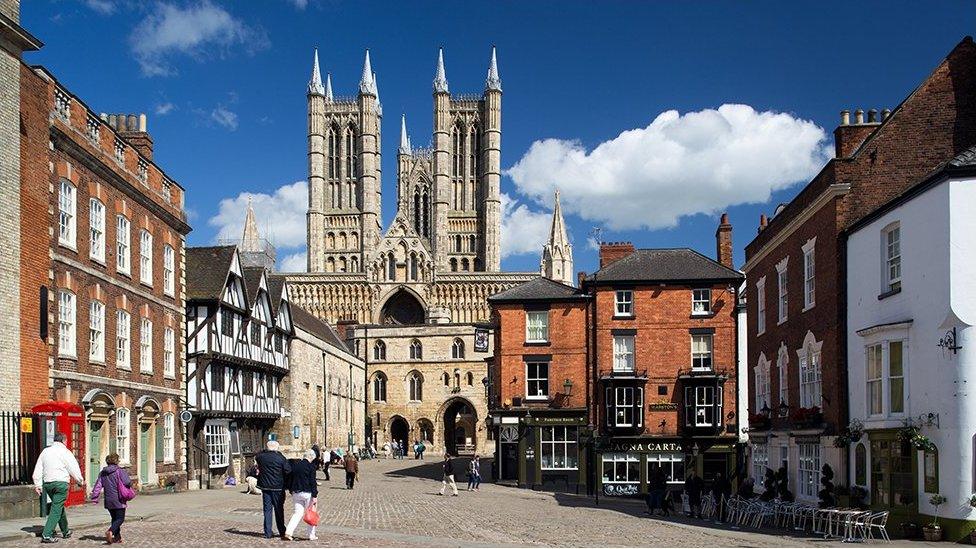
[399,114,411,155]
[324,72,333,101]
[308,48,325,96]
[433,47,449,94]
[541,190,574,286]
[359,50,375,96]
[485,45,501,92]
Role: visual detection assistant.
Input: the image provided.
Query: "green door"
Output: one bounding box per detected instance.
[88,421,103,486]
[139,423,150,484]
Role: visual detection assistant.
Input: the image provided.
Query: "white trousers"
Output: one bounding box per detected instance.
[285,492,316,538]
[439,474,458,495]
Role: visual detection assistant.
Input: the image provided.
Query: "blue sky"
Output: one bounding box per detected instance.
[22,1,976,273]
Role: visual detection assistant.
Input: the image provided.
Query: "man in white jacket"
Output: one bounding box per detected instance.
[32,432,84,543]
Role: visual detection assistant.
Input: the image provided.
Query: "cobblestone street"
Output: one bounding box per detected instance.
[0,459,941,547]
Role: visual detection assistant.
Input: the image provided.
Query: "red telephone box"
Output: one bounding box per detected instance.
[31,401,87,506]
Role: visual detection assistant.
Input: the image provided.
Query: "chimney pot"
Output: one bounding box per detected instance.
[107,114,117,128]
[138,113,147,132]
[868,109,878,123]
[840,110,850,126]
[759,213,768,229]
[854,109,864,124]
[126,114,137,131]
[881,108,891,121]
[715,212,734,268]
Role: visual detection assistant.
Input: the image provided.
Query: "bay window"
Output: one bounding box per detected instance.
[684,385,723,428]
[865,339,906,417]
[605,385,643,429]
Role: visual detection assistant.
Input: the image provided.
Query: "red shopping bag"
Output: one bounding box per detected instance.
[303,506,319,526]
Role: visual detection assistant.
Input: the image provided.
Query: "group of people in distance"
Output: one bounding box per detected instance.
[644,468,747,520]
[438,453,482,496]
[383,439,427,460]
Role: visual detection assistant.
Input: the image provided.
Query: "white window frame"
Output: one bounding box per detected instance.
[798,443,821,500]
[525,311,549,343]
[691,334,713,371]
[163,327,175,378]
[864,336,908,418]
[777,343,789,406]
[139,229,153,286]
[163,413,175,463]
[685,385,722,427]
[526,361,549,400]
[116,309,130,369]
[776,257,789,324]
[615,290,633,317]
[58,290,76,357]
[797,332,823,409]
[692,288,711,315]
[612,335,635,372]
[89,300,105,363]
[601,452,640,485]
[204,420,230,468]
[752,443,770,481]
[162,244,175,296]
[802,237,816,310]
[756,276,766,335]
[883,223,901,293]
[140,317,153,373]
[540,426,579,470]
[116,215,130,275]
[58,180,76,248]
[89,199,105,263]
[647,453,685,485]
[612,386,639,427]
[755,353,771,411]
[116,408,130,465]
[866,343,883,416]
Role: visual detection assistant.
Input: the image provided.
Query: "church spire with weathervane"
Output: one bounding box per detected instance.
[540,190,574,286]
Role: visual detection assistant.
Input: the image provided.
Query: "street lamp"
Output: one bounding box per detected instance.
[563,378,574,396]
[778,400,790,418]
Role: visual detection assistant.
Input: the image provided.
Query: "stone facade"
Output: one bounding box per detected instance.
[349,323,493,457]
[20,63,191,491]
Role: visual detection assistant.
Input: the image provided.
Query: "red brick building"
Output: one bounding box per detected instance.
[488,216,743,498]
[20,64,191,495]
[743,37,976,506]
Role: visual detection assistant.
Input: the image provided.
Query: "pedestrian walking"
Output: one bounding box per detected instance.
[32,432,84,543]
[438,454,458,496]
[413,440,420,460]
[684,473,703,518]
[467,455,481,491]
[255,440,292,539]
[645,464,667,516]
[418,441,425,460]
[400,440,407,460]
[344,452,359,489]
[712,472,732,523]
[283,449,318,541]
[89,453,133,545]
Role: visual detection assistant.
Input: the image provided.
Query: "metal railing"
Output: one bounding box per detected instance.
[0,412,42,487]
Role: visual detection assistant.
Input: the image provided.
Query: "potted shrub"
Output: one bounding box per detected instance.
[817,464,836,508]
[968,494,976,544]
[923,494,947,541]
[850,485,868,509]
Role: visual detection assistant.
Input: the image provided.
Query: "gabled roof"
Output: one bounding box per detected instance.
[242,267,267,308]
[489,276,587,303]
[291,305,354,355]
[186,246,237,301]
[267,274,287,317]
[586,248,743,285]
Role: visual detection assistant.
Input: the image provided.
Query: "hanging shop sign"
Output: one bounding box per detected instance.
[474,328,490,352]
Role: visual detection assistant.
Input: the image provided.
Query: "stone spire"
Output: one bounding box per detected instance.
[373,72,382,115]
[308,48,325,96]
[359,49,374,96]
[399,114,411,155]
[241,197,260,249]
[540,190,574,286]
[324,72,333,101]
[485,45,501,92]
[239,197,276,270]
[433,47,449,94]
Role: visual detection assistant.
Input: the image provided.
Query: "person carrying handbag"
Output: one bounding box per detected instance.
[283,449,318,541]
[90,453,134,545]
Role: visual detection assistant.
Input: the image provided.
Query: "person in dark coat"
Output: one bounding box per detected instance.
[712,472,732,522]
[90,453,132,544]
[645,465,668,516]
[284,450,319,541]
[685,473,704,518]
[344,453,359,489]
[255,440,292,539]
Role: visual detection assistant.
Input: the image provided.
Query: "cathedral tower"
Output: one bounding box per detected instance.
[540,190,574,286]
[306,49,383,273]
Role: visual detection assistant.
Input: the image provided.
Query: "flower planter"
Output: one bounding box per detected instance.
[922,525,943,542]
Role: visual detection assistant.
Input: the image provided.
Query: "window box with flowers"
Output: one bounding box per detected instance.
[789,406,823,427]
[748,413,771,431]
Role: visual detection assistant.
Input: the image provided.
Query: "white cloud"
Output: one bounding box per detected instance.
[287,0,309,8]
[154,102,175,116]
[279,252,307,272]
[208,181,308,248]
[130,1,268,77]
[84,0,116,15]
[500,192,552,259]
[506,104,831,231]
[210,105,238,130]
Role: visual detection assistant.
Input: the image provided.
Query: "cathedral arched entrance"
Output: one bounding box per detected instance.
[389,416,410,449]
[378,288,426,325]
[440,398,477,456]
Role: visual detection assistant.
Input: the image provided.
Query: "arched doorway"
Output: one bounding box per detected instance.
[417,418,434,446]
[389,416,410,449]
[442,398,477,456]
[380,289,425,325]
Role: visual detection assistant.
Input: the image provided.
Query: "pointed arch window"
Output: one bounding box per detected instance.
[443,372,450,386]
[372,372,387,402]
[408,371,423,401]
[414,190,423,235]
[386,252,396,281]
[466,372,474,386]
[345,127,357,180]
[373,340,386,361]
[409,339,422,360]
[452,126,461,179]
[351,256,359,272]
[328,127,339,180]
[452,338,465,359]
[469,125,477,178]
[409,253,419,281]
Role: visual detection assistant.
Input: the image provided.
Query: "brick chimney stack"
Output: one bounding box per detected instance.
[715,212,733,268]
[103,113,154,160]
[833,107,883,159]
[599,242,635,268]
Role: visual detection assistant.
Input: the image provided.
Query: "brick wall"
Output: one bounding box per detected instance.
[0,48,22,411]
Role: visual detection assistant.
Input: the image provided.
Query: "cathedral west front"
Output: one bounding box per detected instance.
[285,47,572,455]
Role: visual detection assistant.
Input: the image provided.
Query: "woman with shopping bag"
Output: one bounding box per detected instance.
[90,453,135,545]
[283,449,319,541]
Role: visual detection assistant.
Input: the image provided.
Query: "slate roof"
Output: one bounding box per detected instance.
[586,248,743,284]
[186,246,236,301]
[291,305,353,355]
[488,276,587,303]
[267,274,287,316]
[948,144,976,167]
[242,267,266,307]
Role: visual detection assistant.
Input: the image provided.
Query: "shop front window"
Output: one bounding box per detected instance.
[870,438,915,508]
[647,453,685,485]
[601,453,640,496]
[540,426,578,470]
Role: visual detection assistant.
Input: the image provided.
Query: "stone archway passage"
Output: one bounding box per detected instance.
[390,416,410,449]
[380,289,425,325]
[442,399,477,456]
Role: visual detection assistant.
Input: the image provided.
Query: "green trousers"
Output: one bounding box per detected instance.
[41,481,69,539]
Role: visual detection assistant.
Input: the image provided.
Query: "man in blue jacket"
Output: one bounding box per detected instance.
[255,440,292,539]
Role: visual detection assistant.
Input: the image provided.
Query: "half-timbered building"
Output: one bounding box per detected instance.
[185,245,293,488]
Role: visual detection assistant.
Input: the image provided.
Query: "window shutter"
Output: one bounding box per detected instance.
[155,421,164,462]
